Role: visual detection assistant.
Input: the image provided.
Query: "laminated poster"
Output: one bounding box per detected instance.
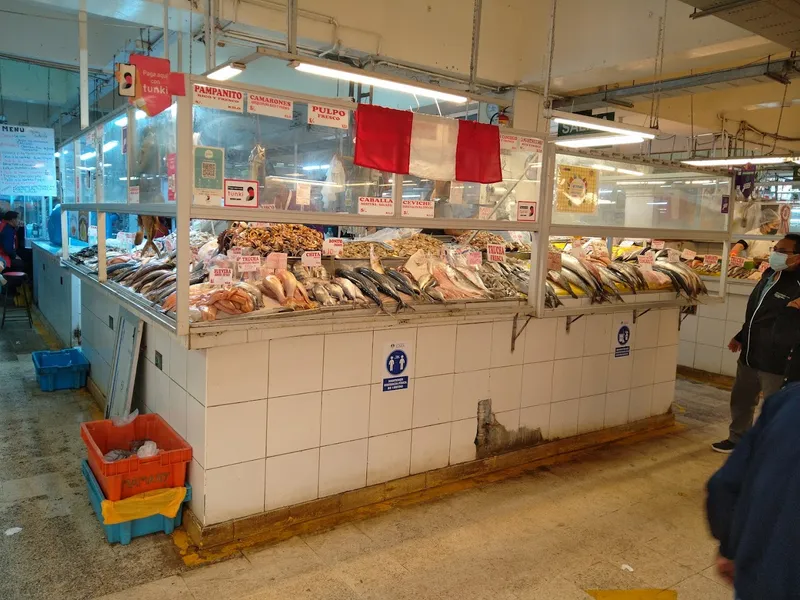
[193,146,224,206]
[0,125,57,196]
[556,165,598,214]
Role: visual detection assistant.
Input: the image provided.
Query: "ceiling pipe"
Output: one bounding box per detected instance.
[287,0,297,54]
[541,0,558,114]
[689,0,760,19]
[468,0,482,92]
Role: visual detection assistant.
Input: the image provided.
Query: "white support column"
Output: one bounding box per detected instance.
[61,208,69,259]
[79,0,89,129]
[175,78,192,336]
[97,212,107,282]
[531,144,555,317]
[163,0,170,60]
[392,175,403,217]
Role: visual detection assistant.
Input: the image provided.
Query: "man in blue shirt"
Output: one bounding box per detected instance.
[0,211,24,274]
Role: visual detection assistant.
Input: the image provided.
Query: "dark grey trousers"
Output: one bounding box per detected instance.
[729,361,784,443]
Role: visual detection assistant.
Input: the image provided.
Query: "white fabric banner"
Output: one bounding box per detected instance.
[408,114,458,181]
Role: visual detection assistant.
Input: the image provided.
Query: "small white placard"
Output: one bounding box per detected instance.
[323,238,344,257]
[681,248,697,260]
[209,267,233,284]
[704,254,720,265]
[301,251,322,267]
[264,252,288,270]
[652,240,665,250]
[296,183,311,206]
[401,199,434,218]
[128,185,140,204]
[307,104,350,129]
[500,134,519,151]
[358,196,394,216]
[516,200,537,222]
[236,255,261,273]
[729,256,746,268]
[193,83,244,113]
[486,244,505,262]
[224,179,259,208]
[247,93,293,120]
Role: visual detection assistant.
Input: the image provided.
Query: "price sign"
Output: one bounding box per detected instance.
[570,246,586,259]
[547,251,562,271]
[729,256,746,268]
[296,183,311,206]
[358,196,394,216]
[323,238,344,257]
[704,254,720,265]
[88,225,98,243]
[478,206,495,220]
[680,248,697,260]
[467,251,482,266]
[264,252,288,270]
[486,244,506,262]
[301,250,322,267]
[619,240,635,248]
[759,261,769,273]
[209,267,233,284]
[164,237,175,253]
[651,240,665,250]
[237,255,261,273]
[667,249,681,263]
[227,247,244,258]
[637,253,654,271]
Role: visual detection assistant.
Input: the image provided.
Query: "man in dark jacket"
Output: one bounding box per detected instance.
[712,233,800,453]
[707,381,800,599]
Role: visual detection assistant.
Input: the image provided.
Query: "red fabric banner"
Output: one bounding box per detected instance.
[354,104,413,174]
[455,120,502,184]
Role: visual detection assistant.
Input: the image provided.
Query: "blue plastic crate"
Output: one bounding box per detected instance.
[81,460,191,546]
[31,348,90,391]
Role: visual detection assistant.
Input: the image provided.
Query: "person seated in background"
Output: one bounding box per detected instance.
[0,211,25,278]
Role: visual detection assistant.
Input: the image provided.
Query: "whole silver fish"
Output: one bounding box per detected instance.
[333,277,366,303]
[312,283,336,306]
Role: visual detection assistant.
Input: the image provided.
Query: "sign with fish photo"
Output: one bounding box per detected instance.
[556,165,598,214]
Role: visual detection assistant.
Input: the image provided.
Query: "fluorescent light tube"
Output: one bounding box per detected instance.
[616,168,644,176]
[207,62,245,81]
[80,151,96,161]
[293,62,468,104]
[555,135,645,148]
[102,141,118,152]
[113,110,147,127]
[682,156,799,166]
[551,109,656,140]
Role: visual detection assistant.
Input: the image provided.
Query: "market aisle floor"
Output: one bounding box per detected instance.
[0,316,735,599]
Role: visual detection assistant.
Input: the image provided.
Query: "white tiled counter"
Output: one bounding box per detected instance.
[678,280,751,377]
[133,306,681,529]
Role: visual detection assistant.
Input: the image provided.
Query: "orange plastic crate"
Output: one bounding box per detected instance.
[80,413,192,501]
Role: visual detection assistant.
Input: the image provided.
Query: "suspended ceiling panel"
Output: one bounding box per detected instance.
[681,0,800,49]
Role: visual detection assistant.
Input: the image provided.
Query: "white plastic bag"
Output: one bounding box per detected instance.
[136,441,158,458]
[111,409,138,427]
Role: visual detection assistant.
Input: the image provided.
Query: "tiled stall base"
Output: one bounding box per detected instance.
[157,307,682,528]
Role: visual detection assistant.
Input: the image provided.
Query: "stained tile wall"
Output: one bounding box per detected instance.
[168,309,680,526]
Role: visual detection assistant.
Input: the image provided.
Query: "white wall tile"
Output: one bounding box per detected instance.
[369,381,414,436]
[318,439,368,497]
[410,424,450,474]
[455,323,493,373]
[367,430,411,485]
[549,399,579,439]
[267,392,321,457]
[168,380,188,440]
[413,374,454,428]
[696,317,726,348]
[452,370,489,421]
[694,343,723,374]
[491,320,524,367]
[523,317,557,363]
[726,295,748,323]
[678,340,696,367]
[520,404,550,440]
[631,349,657,388]
[149,364,170,422]
[207,342,269,406]
[169,337,188,390]
[578,394,606,434]
[721,350,739,377]
[652,380,676,415]
[521,361,554,407]
[604,390,630,428]
[555,316,587,359]
[152,327,172,377]
[450,418,477,464]
[698,298,729,320]
[186,394,206,467]
[724,321,742,346]
[321,386,370,446]
[186,349,207,406]
[629,385,653,422]
[607,354,633,392]
[584,314,612,356]
[270,335,324,397]
[205,459,265,524]
[265,448,319,510]
[679,314,698,342]
[415,324,457,377]
[654,345,678,383]
[494,408,520,432]
[658,308,679,347]
[580,354,609,397]
[552,358,582,402]
[489,365,523,412]
[633,310,659,350]
[207,400,267,469]
[372,328,416,383]
[187,458,205,524]
[323,332,372,390]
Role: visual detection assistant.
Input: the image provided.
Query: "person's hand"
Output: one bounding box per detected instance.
[728,338,742,352]
[788,299,800,310]
[716,554,735,585]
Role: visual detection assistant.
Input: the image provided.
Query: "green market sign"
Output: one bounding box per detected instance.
[556,111,615,137]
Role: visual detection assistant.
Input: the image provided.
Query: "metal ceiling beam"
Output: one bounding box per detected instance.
[553,56,800,112]
[689,0,762,19]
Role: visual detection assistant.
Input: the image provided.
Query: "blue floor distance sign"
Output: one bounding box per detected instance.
[614,320,631,358]
[383,341,410,392]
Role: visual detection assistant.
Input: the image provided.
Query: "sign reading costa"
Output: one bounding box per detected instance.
[308,104,350,129]
[193,84,244,113]
[247,93,293,120]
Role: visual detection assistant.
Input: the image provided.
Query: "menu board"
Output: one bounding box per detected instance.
[0,125,57,196]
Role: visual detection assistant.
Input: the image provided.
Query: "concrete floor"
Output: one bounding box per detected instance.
[1,316,736,599]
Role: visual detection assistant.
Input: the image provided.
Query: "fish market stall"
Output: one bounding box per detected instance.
[51,76,733,545]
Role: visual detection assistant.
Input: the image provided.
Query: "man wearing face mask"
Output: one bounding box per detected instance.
[713,233,800,453]
[730,208,780,260]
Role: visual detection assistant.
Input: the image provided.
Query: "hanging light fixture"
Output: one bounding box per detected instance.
[206,62,246,81]
[550,109,656,140]
[682,156,800,167]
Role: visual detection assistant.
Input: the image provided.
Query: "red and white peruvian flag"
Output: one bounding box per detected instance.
[353,104,502,184]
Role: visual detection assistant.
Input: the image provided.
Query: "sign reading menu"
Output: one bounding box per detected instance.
[0,125,57,195]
